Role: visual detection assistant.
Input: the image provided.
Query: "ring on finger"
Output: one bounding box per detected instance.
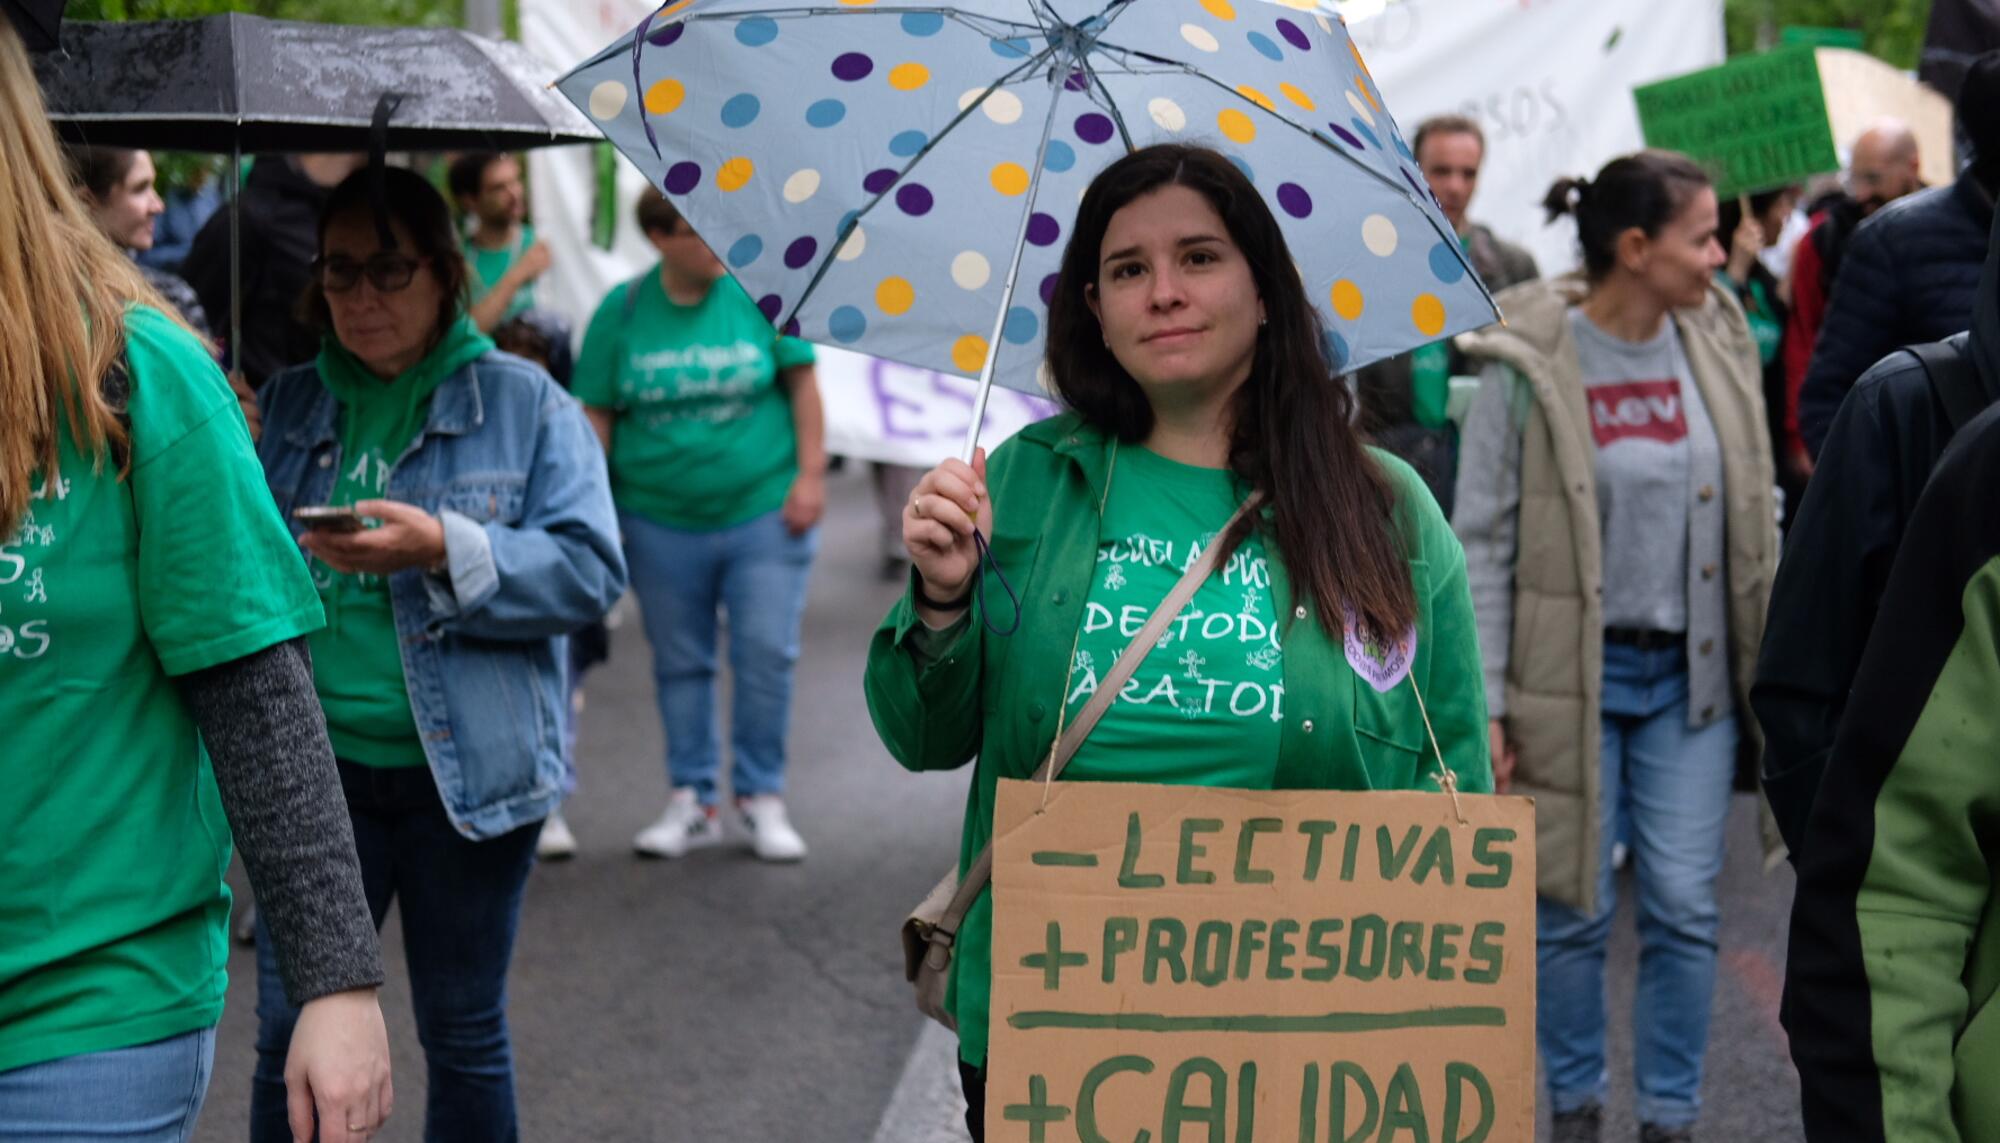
[912,494,926,518]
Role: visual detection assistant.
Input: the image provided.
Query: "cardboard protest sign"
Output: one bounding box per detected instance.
[989,779,1536,1143]
[1633,47,1838,198]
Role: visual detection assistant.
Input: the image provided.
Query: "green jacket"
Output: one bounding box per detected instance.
[863,413,1492,1067]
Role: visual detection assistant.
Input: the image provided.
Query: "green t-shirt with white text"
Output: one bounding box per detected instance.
[465,224,537,323]
[572,270,814,531]
[0,306,325,1073]
[1062,446,1284,788]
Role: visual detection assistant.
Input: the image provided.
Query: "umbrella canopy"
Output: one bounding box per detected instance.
[3,0,63,52]
[555,0,1499,403]
[36,15,596,153]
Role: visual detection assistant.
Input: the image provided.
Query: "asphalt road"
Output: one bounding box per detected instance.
[193,465,1807,1142]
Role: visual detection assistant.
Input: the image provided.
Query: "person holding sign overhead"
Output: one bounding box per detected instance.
[863,144,1491,1142]
[1453,151,1777,1143]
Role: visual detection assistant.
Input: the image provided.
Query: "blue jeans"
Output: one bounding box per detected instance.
[622,509,818,805]
[0,1028,215,1142]
[1536,642,1737,1128]
[251,762,539,1143]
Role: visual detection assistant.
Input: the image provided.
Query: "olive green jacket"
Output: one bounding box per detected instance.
[863,413,1493,1067]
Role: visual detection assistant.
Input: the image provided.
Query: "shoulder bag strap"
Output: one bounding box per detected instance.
[933,490,1267,940]
[1906,341,1986,437]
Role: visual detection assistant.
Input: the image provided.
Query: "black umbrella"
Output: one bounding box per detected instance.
[2,0,63,52]
[34,15,596,152]
[32,15,596,375]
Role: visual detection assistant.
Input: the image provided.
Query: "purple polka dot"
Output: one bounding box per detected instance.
[784,236,819,269]
[1402,168,1426,197]
[896,183,934,216]
[1328,123,1364,150]
[1276,183,1312,219]
[863,168,898,195]
[1039,273,1061,305]
[757,294,784,323]
[1074,113,1115,145]
[831,52,874,81]
[663,162,702,195]
[783,318,802,337]
[1026,213,1061,247]
[647,21,684,47]
[1065,70,1090,93]
[1275,19,1311,51]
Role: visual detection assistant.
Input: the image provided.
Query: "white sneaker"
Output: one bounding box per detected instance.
[633,789,722,858]
[738,795,807,862]
[536,809,577,860]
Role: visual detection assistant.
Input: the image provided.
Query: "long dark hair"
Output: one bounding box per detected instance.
[299,165,470,339]
[1045,144,1416,644]
[1542,150,1712,282]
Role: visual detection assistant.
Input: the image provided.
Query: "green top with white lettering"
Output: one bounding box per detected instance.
[572,269,815,532]
[1064,446,1283,787]
[0,306,325,1074]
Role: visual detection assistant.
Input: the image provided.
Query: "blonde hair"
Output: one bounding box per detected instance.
[0,14,176,535]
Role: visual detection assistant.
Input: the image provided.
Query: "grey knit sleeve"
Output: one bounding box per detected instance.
[1451,361,1525,720]
[176,638,385,1005]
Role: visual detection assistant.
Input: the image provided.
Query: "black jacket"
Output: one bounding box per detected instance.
[1754,205,2000,860]
[1798,170,1995,457]
[182,158,332,387]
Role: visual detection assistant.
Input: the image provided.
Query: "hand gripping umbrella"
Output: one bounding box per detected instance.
[556,0,1500,462]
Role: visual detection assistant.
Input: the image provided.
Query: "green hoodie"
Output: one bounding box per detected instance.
[308,315,494,768]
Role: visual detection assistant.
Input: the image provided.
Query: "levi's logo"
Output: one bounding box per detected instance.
[1589,380,1687,447]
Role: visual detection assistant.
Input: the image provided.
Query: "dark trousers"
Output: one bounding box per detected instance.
[250,761,539,1143]
[961,1062,986,1142]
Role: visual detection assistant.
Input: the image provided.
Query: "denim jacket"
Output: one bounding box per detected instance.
[258,349,628,839]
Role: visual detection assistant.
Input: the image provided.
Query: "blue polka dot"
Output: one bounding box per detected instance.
[726,235,764,268]
[889,129,928,158]
[1043,139,1076,173]
[1393,133,1414,161]
[900,11,944,36]
[734,17,778,46]
[1428,241,1467,284]
[829,305,868,344]
[1246,31,1283,61]
[992,36,1031,58]
[839,210,861,235]
[1323,330,1350,371]
[1351,119,1381,150]
[721,94,761,128]
[1003,306,1039,345]
[806,99,846,128]
[1228,155,1255,184]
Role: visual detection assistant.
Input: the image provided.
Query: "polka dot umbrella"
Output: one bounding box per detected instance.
[556,0,1500,458]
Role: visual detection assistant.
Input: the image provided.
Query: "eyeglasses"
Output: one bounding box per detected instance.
[314,253,428,294]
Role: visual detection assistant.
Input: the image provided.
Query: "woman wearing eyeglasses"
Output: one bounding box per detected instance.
[249,166,627,1143]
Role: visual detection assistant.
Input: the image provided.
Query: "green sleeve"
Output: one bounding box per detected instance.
[123,307,324,675]
[863,588,985,774]
[570,284,628,409]
[774,334,816,371]
[1386,453,1493,793]
[1859,570,2000,1141]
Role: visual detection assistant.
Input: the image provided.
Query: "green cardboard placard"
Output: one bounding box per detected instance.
[1633,47,1841,198]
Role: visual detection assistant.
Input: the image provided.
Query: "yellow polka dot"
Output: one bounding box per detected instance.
[1279,82,1316,111]
[838,0,876,6]
[661,0,696,14]
[1199,0,1236,20]
[1331,280,1365,321]
[889,62,930,91]
[876,277,915,315]
[1413,294,1446,337]
[1236,85,1276,113]
[1350,39,1374,79]
[1217,108,1257,144]
[1355,75,1381,113]
[952,334,991,374]
[717,157,754,192]
[644,78,685,116]
[990,162,1030,196]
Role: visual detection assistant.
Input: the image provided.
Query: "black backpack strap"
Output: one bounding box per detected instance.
[1904,340,1986,436]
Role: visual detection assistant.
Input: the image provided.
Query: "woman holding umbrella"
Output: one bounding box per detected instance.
[248,164,624,1143]
[0,12,392,1141]
[864,144,1492,1138]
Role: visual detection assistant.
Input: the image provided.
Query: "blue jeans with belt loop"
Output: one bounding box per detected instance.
[1536,640,1738,1128]
[0,1028,215,1143]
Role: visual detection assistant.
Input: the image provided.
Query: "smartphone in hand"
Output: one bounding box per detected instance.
[294,506,367,534]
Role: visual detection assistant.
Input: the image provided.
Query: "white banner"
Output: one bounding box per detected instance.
[522,0,1723,456]
[819,349,1060,468]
